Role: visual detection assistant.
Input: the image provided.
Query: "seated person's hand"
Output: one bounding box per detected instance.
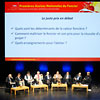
[84,78,86,80]
[10,82,15,84]
[74,78,77,80]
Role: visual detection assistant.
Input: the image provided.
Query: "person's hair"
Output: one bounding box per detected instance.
[37,71,40,72]
[27,71,30,74]
[17,73,21,76]
[8,74,12,77]
[87,72,90,74]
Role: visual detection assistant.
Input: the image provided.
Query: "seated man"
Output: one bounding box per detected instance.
[6,74,16,88]
[44,72,52,88]
[64,72,71,87]
[34,71,43,85]
[24,71,34,87]
[53,71,62,84]
[15,73,25,86]
[73,72,82,84]
[82,72,92,91]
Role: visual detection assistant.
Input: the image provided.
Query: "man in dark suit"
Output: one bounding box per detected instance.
[64,72,71,87]
[15,73,25,86]
[6,74,15,88]
[82,72,92,91]
[44,72,52,88]
[73,72,82,84]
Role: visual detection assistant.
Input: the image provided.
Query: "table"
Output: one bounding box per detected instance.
[31,84,48,92]
[51,84,67,91]
[11,86,29,95]
[72,84,88,92]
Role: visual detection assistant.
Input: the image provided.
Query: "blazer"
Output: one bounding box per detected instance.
[45,75,52,80]
[74,75,82,82]
[6,77,14,83]
[64,75,71,80]
[15,77,23,82]
[84,75,92,83]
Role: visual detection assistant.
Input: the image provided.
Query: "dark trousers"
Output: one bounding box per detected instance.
[82,80,91,89]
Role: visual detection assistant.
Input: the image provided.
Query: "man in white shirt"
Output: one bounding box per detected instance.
[24,71,34,87]
[34,71,43,85]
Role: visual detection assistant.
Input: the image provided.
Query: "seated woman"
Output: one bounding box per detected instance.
[53,71,62,84]
[64,72,71,87]
[6,74,16,88]
[73,72,82,84]
[82,72,92,91]
[15,73,25,86]
[24,71,34,87]
[44,72,52,88]
[34,71,43,85]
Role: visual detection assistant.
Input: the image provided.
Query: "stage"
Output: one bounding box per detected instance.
[0,84,100,100]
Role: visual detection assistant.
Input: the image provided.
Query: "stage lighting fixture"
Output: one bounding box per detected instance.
[62,63,71,72]
[85,64,94,72]
[39,63,48,72]
[15,62,24,72]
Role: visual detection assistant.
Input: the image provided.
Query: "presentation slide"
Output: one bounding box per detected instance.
[5,2,100,61]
